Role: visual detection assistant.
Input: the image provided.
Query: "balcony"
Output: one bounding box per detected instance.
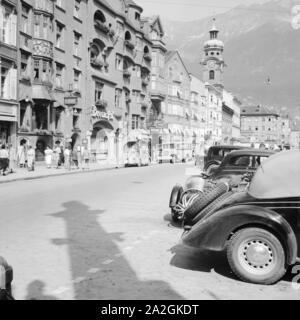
[33,39,53,59]
[124,40,135,50]
[95,99,108,108]
[94,20,110,34]
[91,58,104,69]
[123,69,131,78]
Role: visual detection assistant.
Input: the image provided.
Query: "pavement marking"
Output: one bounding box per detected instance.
[87,268,100,274]
[52,286,70,295]
[102,259,114,265]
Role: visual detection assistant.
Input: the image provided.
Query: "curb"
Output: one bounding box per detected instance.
[0,165,126,185]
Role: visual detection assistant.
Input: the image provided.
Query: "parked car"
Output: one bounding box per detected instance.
[181,150,300,285]
[169,149,274,223]
[0,256,13,300]
[204,145,246,173]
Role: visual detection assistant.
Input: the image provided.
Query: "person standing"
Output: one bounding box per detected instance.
[82,146,90,170]
[27,146,35,172]
[53,144,61,169]
[45,146,53,169]
[8,144,16,173]
[71,148,79,169]
[0,145,9,176]
[64,146,71,171]
[17,142,27,168]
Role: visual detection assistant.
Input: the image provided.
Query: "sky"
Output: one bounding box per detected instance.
[135,0,271,21]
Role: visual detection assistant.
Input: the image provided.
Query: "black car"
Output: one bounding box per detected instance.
[204,145,246,173]
[182,151,300,285]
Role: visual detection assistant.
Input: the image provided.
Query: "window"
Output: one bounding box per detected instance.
[132,115,139,130]
[56,0,64,9]
[135,12,140,21]
[115,89,122,108]
[74,70,81,90]
[209,70,215,80]
[34,59,40,79]
[116,22,123,37]
[55,63,64,88]
[20,53,30,78]
[21,5,30,34]
[74,32,81,56]
[74,0,81,19]
[94,81,103,102]
[115,54,122,70]
[0,65,8,98]
[168,67,173,78]
[136,65,141,78]
[56,22,64,49]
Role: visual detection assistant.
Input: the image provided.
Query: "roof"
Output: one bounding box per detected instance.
[224,149,274,158]
[165,51,191,78]
[124,0,143,11]
[249,150,300,199]
[209,145,246,151]
[241,105,279,117]
[204,39,224,48]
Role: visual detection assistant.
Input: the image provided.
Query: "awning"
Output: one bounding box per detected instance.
[0,115,17,122]
[32,85,55,101]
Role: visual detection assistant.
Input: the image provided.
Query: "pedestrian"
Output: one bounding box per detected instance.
[64,146,71,171]
[0,145,9,176]
[27,146,35,172]
[17,142,27,168]
[45,146,53,169]
[82,146,90,170]
[53,143,61,169]
[76,145,82,169]
[71,148,79,169]
[8,144,16,173]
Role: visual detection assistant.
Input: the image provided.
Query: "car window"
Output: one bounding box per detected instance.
[211,148,222,157]
[254,156,269,168]
[227,156,251,168]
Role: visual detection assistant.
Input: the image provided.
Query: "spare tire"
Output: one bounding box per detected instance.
[169,184,184,208]
[184,182,229,222]
[191,191,234,226]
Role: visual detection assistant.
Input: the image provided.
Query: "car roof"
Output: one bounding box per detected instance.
[249,150,300,199]
[221,149,274,161]
[209,145,245,150]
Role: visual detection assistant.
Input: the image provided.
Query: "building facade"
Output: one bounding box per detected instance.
[290,119,300,149]
[241,105,280,145]
[12,0,154,164]
[0,0,18,148]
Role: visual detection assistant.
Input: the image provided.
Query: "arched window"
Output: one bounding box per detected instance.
[144,46,149,54]
[94,10,106,24]
[125,31,131,41]
[90,44,100,61]
[209,70,215,80]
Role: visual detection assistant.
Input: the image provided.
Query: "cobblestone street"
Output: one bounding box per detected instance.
[0,164,298,300]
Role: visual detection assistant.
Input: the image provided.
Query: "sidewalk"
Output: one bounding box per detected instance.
[0,162,124,185]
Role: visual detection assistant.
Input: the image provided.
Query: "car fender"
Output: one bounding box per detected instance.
[182,205,297,265]
[204,160,221,171]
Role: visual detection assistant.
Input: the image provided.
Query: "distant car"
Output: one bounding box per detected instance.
[182,151,300,285]
[205,149,274,186]
[204,145,246,173]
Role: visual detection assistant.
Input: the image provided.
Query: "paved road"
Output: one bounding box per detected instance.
[0,164,299,300]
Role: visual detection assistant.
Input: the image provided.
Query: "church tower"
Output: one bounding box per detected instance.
[203,18,225,88]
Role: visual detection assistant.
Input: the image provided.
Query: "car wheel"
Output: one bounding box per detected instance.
[184,182,229,223]
[227,228,286,285]
[169,184,183,209]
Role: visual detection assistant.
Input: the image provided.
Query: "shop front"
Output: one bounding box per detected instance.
[0,104,17,147]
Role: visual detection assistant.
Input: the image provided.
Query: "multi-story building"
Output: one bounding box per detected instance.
[190,74,206,152]
[15,0,153,164]
[0,0,18,147]
[161,50,193,160]
[278,114,291,146]
[141,15,167,161]
[290,118,300,149]
[241,105,280,145]
[232,96,241,142]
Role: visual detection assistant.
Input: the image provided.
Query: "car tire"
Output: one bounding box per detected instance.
[184,182,229,223]
[227,228,286,285]
[191,191,234,226]
[169,184,184,209]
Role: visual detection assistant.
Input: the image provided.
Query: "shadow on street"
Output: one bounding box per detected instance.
[47,201,184,300]
[26,280,59,300]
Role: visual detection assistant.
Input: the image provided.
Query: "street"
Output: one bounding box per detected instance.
[0,164,299,300]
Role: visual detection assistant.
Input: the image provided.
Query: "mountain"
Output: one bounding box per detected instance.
[161,0,300,115]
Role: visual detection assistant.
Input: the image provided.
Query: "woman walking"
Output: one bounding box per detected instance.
[27,146,35,172]
[17,142,27,168]
[45,146,53,169]
[71,148,79,169]
[64,146,71,171]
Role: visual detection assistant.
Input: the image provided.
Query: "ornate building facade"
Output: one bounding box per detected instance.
[0,0,18,148]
